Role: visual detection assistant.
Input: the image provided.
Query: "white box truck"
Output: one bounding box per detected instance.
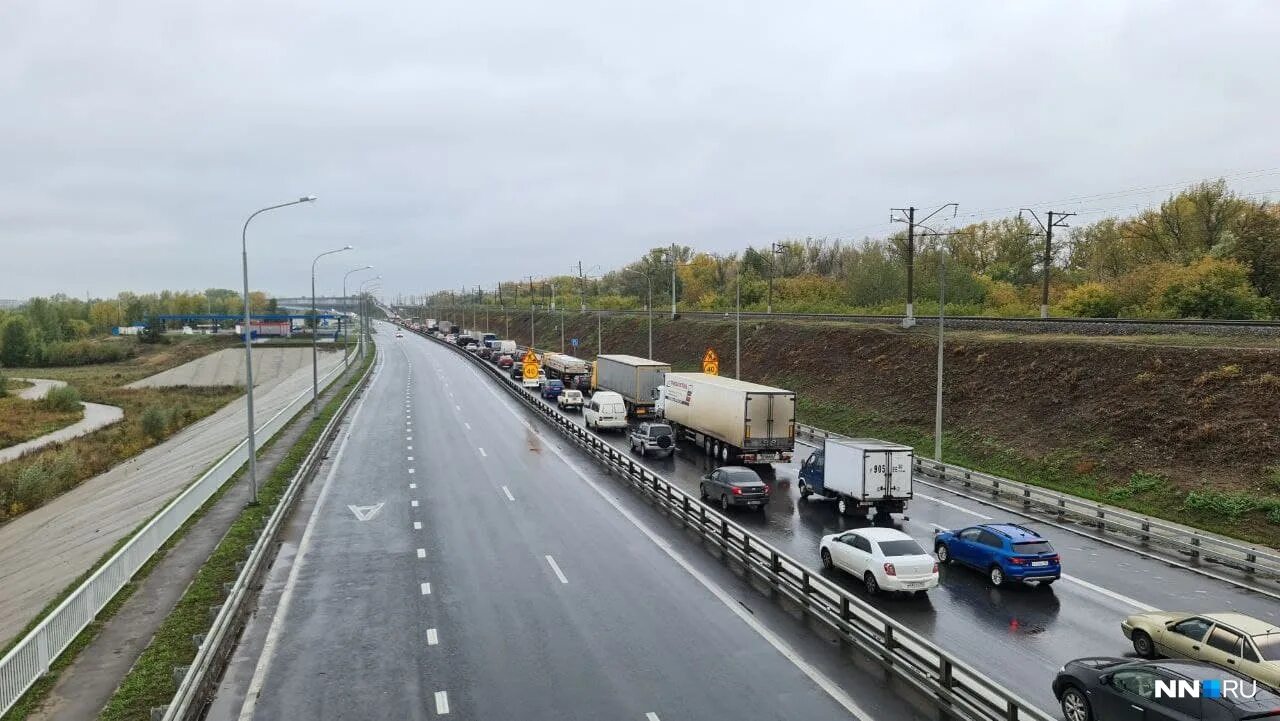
[797,438,913,519]
[656,372,795,464]
[595,355,671,417]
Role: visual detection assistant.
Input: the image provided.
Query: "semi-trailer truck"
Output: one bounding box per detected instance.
[655,372,795,464]
[594,354,671,417]
[543,352,591,379]
[797,438,913,520]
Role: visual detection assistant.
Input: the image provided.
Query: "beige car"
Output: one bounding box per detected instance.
[1122,611,1280,689]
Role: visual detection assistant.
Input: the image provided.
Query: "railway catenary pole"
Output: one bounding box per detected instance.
[891,203,956,327]
[669,243,677,319]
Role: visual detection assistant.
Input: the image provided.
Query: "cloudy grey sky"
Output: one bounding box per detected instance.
[3,1,1278,301]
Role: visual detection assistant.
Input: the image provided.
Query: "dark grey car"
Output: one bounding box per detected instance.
[699,466,770,512]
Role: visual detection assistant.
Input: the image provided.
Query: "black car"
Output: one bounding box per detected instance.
[510,362,524,379]
[1053,657,1280,721]
[699,466,770,512]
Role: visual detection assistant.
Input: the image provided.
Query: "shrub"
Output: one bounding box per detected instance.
[0,447,81,519]
[1183,489,1263,518]
[140,407,169,440]
[1103,471,1168,502]
[0,371,6,398]
[1060,282,1122,318]
[39,339,135,367]
[40,384,82,412]
[1152,258,1271,319]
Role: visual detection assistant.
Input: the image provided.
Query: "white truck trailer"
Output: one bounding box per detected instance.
[655,372,795,464]
[543,352,591,379]
[797,438,913,519]
[594,354,671,418]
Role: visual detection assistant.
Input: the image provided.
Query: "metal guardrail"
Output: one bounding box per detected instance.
[795,423,1280,581]
[410,324,1055,721]
[162,344,377,720]
[0,361,348,716]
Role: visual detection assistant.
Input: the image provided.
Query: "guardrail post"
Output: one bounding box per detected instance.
[1022,487,1031,511]
[1096,507,1106,531]
[1056,497,1066,518]
[743,535,752,569]
[963,470,971,488]
[770,549,781,577]
[839,596,850,624]
[991,478,999,496]
[882,625,895,665]
[1246,552,1257,574]
[1189,536,1200,561]
[1141,521,1150,544]
[37,629,51,673]
[801,571,811,609]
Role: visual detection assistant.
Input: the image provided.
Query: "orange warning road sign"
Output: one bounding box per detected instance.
[702,348,719,376]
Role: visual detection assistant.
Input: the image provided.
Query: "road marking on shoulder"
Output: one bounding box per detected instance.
[1061,573,1155,611]
[476,381,876,721]
[426,628,438,645]
[545,555,569,584]
[421,582,431,595]
[478,447,486,457]
[237,343,383,721]
[417,548,426,558]
[502,486,515,501]
[414,521,423,530]
[916,492,992,519]
[434,691,449,714]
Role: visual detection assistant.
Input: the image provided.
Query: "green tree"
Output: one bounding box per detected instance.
[1,316,39,366]
[1153,258,1270,319]
[1060,282,1122,317]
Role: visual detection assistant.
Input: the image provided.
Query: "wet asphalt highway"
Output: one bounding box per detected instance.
[487,350,1280,714]
[228,326,927,721]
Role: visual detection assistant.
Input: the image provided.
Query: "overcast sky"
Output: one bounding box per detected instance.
[3,1,1278,301]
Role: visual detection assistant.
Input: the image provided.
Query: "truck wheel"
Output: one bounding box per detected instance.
[798,481,811,500]
[638,444,646,458]
[721,445,730,462]
[837,497,850,516]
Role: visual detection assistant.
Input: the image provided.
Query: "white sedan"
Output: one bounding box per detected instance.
[820,527,938,596]
[395,331,404,338]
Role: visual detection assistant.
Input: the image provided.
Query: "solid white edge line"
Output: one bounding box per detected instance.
[426,628,438,645]
[434,690,449,714]
[545,555,569,584]
[237,346,382,721]
[421,582,431,595]
[502,486,515,501]
[646,714,660,721]
[467,375,874,721]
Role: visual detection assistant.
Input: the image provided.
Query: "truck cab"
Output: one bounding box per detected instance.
[798,438,913,520]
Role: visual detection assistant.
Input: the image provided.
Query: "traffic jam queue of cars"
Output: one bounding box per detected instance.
[412,319,1280,720]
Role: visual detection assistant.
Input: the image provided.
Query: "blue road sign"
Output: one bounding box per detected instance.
[570,338,579,348]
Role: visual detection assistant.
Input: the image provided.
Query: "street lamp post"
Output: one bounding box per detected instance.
[312,246,352,413]
[736,263,741,379]
[359,277,381,360]
[342,265,374,368]
[240,195,316,504]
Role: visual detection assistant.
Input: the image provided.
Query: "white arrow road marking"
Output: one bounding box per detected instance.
[502,486,515,501]
[347,502,385,521]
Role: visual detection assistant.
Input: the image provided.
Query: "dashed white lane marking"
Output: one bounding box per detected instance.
[407,436,413,441]
[434,691,449,715]
[417,548,427,558]
[407,456,414,461]
[414,521,423,530]
[411,500,419,507]
[407,445,413,450]
[478,447,486,457]
[426,628,438,645]
[420,582,431,595]
[455,405,461,411]
[408,468,415,474]
[502,486,515,501]
[646,714,660,721]
[410,483,417,489]
[545,555,568,584]
[464,422,471,430]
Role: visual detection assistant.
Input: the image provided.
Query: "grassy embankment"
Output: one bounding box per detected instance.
[0,335,243,520]
[0,379,83,449]
[505,311,1280,547]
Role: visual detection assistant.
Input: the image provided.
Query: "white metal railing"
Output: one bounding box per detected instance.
[0,361,347,715]
[411,325,1055,721]
[794,423,1280,581]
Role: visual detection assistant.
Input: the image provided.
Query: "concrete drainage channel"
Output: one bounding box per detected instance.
[410,326,1054,721]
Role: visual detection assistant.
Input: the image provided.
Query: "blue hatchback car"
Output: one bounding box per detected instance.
[540,379,564,400]
[932,523,1060,588]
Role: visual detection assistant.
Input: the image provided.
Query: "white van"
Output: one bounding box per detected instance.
[584,391,628,433]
